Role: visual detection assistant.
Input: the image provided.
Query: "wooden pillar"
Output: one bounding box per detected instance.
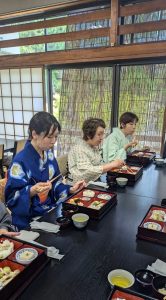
[110,0,120,46]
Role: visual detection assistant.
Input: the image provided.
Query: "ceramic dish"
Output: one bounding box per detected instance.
[143,222,162,231]
[72,213,89,229]
[16,248,38,265]
[108,269,135,288]
[97,193,111,200]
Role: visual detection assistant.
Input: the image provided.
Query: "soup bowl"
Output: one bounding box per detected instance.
[135,269,154,289]
[107,269,135,288]
[116,177,128,187]
[152,275,166,299]
[72,213,89,229]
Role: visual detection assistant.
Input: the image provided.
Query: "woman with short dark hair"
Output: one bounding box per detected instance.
[68,117,124,183]
[103,111,139,162]
[5,112,85,230]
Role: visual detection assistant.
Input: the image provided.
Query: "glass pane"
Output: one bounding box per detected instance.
[32,83,43,97]
[0,123,5,134]
[1,84,11,96]
[5,123,14,135]
[33,97,43,111]
[23,111,33,123]
[0,97,2,109]
[13,111,23,123]
[3,97,12,110]
[21,83,32,97]
[22,97,32,110]
[21,68,31,82]
[24,125,29,137]
[10,69,20,82]
[4,111,13,122]
[11,83,21,97]
[6,135,14,138]
[15,124,24,136]
[12,97,22,110]
[0,70,10,83]
[0,111,4,122]
[31,68,42,82]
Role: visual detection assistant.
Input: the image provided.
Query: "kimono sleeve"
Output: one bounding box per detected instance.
[5,162,32,217]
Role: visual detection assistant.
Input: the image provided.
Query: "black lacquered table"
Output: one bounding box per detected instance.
[18,175,166,300]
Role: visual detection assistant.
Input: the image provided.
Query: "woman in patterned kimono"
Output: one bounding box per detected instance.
[5,112,85,229]
[68,118,124,183]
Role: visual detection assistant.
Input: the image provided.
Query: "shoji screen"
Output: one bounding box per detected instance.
[0,67,45,139]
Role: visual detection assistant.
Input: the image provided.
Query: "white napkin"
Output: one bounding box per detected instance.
[29,240,64,260]
[88,181,108,188]
[147,259,166,276]
[16,230,40,242]
[30,221,60,233]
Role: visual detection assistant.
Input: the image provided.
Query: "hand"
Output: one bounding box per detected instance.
[142,145,150,151]
[70,180,86,194]
[125,139,138,150]
[110,159,125,170]
[0,229,20,236]
[30,181,52,197]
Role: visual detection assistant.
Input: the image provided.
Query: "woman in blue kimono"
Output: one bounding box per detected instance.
[5,112,85,230]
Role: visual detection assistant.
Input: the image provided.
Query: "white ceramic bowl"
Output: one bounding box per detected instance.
[155,158,165,166]
[108,269,135,288]
[116,177,128,187]
[16,248,38,265]
[72,213,89,229]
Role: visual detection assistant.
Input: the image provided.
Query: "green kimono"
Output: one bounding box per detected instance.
[103,128,132,162]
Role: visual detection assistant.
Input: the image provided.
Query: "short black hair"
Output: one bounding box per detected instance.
[82,118,106,140]
[28,112,61,139]
[119,112,139,129]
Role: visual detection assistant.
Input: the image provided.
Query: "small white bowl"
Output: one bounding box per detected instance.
[116,177,128,187]
[16,248,38,265]
[72,213,89,229]
[108,269,135,288]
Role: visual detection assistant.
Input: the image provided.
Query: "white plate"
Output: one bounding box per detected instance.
[143,222,162,231]
[97,193,111,200]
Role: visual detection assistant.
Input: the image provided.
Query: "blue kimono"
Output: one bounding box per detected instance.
[5,142,70,230]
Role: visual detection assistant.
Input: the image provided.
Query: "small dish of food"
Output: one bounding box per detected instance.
[81,196,91,201]
[97,193,111,200]
[150,210,166,222]
[107,269,135,288]
[0,240,14,259]
[72,213,89,229]
[143,222,162,231]
[88,200,105,210]
[152,275,166,299]
[135,269,154,289]
[82,190,95,198]
[16,248,38,265]
[56,217,71,229]
[116,177,128,187]
[155,158,165,167]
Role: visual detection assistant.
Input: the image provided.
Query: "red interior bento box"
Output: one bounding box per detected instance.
[108,286,155,300]
[127,150,156,167]
[63,188,117,219]
[137,205,166,245]
[0,235,49,300]
[107,164,143,185]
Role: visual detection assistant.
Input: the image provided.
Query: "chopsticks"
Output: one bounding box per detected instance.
[50,173,62,183]
[126,166,135,174]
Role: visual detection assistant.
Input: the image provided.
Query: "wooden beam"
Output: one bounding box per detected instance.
[0,41,165,68]
[110,0,119,46]
[0,27,109,48]
[119,19,166,35]
[0,9,110,34]
[120,0,166,17]
[0,0,101,20]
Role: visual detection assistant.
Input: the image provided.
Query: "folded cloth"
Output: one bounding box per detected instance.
[30,221,60,233]
[147,259,166,276]
[88,181,108,188]
[29,240,64,260]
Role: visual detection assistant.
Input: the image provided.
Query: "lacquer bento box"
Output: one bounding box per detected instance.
[108,286,155,300]
[107,164,143,185]
[0,235,49,299]
[137,205,166,245]
[63,188,117,219]
[127,150,156,167]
